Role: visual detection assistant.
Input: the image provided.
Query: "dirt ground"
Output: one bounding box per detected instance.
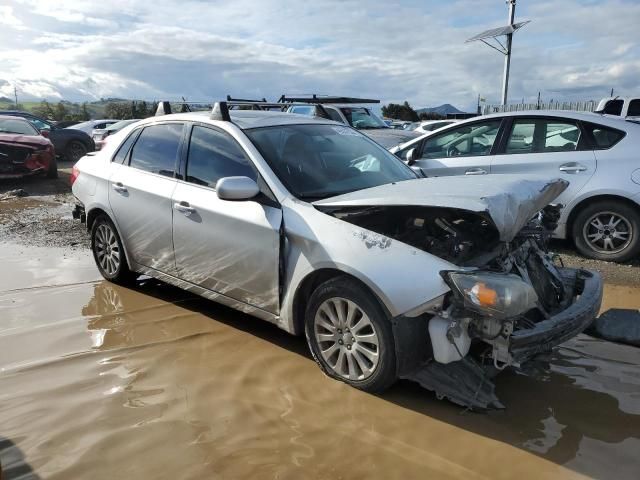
[1,172,640,480]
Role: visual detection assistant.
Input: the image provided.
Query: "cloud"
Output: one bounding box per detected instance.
[0,0,638,111]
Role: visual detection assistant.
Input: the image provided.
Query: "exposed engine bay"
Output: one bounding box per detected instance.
[320,203,601,409]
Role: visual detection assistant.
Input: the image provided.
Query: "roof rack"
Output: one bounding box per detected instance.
[278,94,380,105]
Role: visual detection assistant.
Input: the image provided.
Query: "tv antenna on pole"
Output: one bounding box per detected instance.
[465,0,530,106]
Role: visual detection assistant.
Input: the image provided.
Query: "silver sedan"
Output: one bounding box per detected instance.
[71,104,602,409]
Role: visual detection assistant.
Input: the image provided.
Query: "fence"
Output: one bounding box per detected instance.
[482,99,598,115]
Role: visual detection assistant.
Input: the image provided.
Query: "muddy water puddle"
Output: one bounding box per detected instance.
[1,245,640,479]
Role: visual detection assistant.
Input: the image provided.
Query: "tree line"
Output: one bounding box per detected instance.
[12,100,159,122]
[381,101,445,121]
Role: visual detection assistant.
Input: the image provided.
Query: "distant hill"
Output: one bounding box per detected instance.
[416,104,465,116]
[0,96,12,103]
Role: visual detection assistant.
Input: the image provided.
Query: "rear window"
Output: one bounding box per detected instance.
[583,122,626,149]
[129,123,183,176]
[603,99,624,116]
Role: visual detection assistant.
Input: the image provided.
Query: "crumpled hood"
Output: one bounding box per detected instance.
[360,128,420,149]
[313,175,569,241]
[0,133,50,150]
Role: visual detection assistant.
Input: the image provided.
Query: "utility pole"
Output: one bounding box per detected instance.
[466,1,528,108]
[501,0,516,105]
[14,86,18,108]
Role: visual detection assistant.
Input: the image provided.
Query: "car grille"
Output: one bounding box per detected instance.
[0,145,32,173]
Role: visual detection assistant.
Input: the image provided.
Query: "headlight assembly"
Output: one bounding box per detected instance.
[442,271,538,319]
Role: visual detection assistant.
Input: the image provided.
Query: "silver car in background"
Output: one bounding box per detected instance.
[71,103,602,409]
[392,111,640,262]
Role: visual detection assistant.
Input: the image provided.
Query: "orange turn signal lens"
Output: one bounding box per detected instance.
[469,282,498,307]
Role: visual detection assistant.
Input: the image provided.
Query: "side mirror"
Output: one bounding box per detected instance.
[40,130,50,138]
[406,147,418,166]
[216,176,260,201]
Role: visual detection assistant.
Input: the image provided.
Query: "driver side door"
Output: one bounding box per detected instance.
[412,119,503,177]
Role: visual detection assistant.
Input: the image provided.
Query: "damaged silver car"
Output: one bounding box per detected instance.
[71,101,603,409]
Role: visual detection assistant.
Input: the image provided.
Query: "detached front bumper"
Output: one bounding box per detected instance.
[509,268,603,362]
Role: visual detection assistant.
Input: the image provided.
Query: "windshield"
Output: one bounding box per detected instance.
[340,107,389,129]
[245,124,417,200]
[0,118,39,136]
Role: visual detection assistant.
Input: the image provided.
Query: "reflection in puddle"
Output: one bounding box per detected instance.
[1,246,640,479]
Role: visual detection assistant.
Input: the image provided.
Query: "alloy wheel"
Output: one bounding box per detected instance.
[94,223,121,276]
[583,211,633,255]
[313,297,380,381]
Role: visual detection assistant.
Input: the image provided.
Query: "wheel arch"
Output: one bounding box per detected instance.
[290,268,391,337]
[86,206,135,269]
[567,194,640,240]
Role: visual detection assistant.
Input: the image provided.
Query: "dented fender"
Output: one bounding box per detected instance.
[279,199,455,334]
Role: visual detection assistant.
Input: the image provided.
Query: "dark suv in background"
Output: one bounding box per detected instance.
[0,111,94,162]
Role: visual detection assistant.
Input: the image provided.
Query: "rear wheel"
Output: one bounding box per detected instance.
[91,215,137,284]
[66,140,87,162]
[573,200,640,262]
[304,276,397,393]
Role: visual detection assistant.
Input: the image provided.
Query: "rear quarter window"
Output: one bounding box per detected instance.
[583,122,626,150]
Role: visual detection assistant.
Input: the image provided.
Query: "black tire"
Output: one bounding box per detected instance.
[304,276,397,393]
[90,214,137,285]
[572,200,640,262]
[66,140,87,162]
[46,156,58,178]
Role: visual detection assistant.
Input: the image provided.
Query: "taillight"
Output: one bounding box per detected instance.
[70,165,80,186]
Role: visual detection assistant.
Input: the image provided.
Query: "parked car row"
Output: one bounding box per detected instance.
[70,101,604,409]
[0,110,95,163]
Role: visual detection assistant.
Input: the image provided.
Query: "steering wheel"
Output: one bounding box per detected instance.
[446,145,461,157]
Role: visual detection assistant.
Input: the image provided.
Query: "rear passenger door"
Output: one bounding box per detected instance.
[171,124,282,314]
[491,117,596,206]
[412,120,502,177]
[108,122,184,273]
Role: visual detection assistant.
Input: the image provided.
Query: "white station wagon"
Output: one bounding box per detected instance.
[71,101,602,409]
[392,111,640,262]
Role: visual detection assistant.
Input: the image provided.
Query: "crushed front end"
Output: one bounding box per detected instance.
[402,205,603,409]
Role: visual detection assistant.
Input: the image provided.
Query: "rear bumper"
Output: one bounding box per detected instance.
[510,268,602,362]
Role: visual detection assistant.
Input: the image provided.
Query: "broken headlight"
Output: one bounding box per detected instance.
[442,271,538,319]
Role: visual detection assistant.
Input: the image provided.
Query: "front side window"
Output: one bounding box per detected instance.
[129,123,183,176]
[0,118,39,136]
[185,126,256,188]
[245,124,416,200]
[421,120,501,159]
[505,119,581,154]
[325,108,344,123]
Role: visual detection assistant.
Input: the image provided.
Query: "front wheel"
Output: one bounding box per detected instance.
[91,215,137,284]
[304,276,397,393]
[573,200,640,262]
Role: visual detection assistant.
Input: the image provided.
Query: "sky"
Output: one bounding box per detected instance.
[0,0,638,112]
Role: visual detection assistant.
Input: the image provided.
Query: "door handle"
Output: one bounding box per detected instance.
[112,182,127,193]
[559,163,587,173]
[465,167,487,175]
[174,201,195,215]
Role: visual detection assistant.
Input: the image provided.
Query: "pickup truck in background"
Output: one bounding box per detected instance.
[595,97,640,120]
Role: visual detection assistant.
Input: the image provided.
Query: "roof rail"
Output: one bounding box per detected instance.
[278,94,380,105]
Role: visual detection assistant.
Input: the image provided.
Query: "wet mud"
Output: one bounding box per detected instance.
[1,243,640,479]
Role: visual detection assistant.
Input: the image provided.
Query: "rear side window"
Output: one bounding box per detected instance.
[583,122,626,149]
[112,129,141,164]
[628,99,640,117]
[325,108,344,123]
[185,125,256,188]
[129,123,183,176]
[505,119,582,154]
